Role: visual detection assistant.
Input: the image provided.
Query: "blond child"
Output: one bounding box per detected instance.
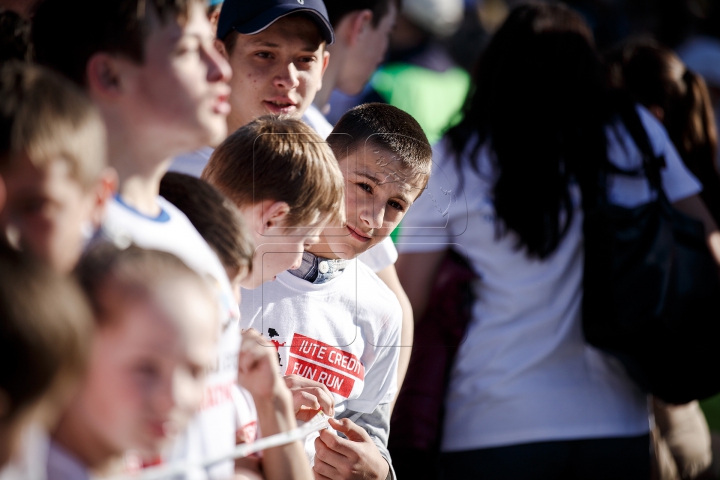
[0,248,91,479]
[46,244,219,479]
[202,115,345,290]
[0,61,114,273]
[159,171,315,480]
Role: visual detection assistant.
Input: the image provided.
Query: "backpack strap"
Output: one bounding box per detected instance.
[616,103,666,192]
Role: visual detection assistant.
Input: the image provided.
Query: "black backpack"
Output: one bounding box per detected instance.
[582,104,720,405]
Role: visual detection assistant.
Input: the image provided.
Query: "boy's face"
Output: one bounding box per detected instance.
[223,15,330,132]
[240,212,328,290]
[339,3,397,96]
[74,281,216,456]
[315,145,427,259]
[0,155,100,273]
[118,2,231,154]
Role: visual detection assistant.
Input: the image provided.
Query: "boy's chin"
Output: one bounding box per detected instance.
[331,241,375,260]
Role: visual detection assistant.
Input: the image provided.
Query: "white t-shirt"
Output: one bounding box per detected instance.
[0,424,48,480]
[302,104,334,139]
[169,146,214,178]
[239,259,401,461]
[397,106,702,452]
[103,195,240,479]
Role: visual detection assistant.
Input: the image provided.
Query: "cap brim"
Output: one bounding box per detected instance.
[233,5,334,45]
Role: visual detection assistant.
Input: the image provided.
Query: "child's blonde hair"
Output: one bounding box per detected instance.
[203,115,345,229]
[0,248,92,422]
[76,243,217,327]
[0,61,106,190]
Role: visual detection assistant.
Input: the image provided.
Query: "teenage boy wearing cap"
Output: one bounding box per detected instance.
[170,0,332,177]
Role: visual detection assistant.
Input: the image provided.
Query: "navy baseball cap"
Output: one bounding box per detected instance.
[217,0,335,45]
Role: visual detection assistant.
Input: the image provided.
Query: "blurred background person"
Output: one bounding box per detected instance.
[395,3,719,479]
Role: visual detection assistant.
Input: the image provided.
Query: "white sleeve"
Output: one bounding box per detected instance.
[357,237,398,272]
[638,106,703,202]
[397,141,464,253]
[345,302,401,412]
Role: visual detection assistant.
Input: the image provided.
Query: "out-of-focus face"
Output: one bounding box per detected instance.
[74,280,217,456]
[0,155,98,273]
[241,216,328,289]
[223,15,329,132]
[120,2,232,154]
[337,4,397,96]
[311,145,427,260]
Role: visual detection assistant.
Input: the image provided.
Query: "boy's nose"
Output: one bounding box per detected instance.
[274,63,300,90]
[205,44,232,83]
[359,203,384,230]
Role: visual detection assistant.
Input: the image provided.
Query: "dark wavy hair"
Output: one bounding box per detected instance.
[607,39,720,225]
[446,2,611,259]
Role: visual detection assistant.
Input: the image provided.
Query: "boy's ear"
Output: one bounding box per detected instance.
[214,39,229,60]
[86,53,123,99]
[261,200,290,232]
[90,167,119,228]
[318,49,330,90]
[347,9,374,47]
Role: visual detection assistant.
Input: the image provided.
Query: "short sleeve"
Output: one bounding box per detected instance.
[397,140,468,253]
[607,106,702,207]
[639,106,703,202]
[358,237,398,272]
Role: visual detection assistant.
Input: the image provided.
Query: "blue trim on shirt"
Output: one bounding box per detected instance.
[114,194,171,223]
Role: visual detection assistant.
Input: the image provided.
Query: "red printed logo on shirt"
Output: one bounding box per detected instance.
[285,333,365,398]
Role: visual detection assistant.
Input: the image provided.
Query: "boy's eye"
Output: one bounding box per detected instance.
[19,197,50,216]
[389,200,405,212]
[133,362,160,384]
[357,183,373,194]
[298,56,316,63]
[255,51,272,59]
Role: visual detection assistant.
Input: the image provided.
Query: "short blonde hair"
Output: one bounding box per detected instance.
[0,248,92,422]
[203,116,345,229]
[0,61,106,189]
[76,243,217,327]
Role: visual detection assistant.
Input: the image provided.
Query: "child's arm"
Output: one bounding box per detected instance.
[237,329,313,480]
[374,264,413,410]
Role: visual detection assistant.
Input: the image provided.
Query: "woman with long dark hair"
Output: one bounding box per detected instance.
[396,3,720,479]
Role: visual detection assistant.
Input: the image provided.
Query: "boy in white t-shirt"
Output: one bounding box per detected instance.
[239,103,432,480]
[159,171,315,479]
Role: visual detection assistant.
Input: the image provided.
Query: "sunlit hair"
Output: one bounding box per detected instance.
[76,243,217,327]
[0,247,92,422]
[33,0,202,87]
[0,61,106,190]
[203,115,346,229]
[607,39,720,224]
[447,2,611,259]
[160,172,255,279]
[327,103,432,189]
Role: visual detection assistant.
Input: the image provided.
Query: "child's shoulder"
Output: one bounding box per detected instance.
[354,261,402,319]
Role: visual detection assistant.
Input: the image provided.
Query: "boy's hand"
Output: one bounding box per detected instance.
[283,374,335,421]
[238,329,284,399]
[313,418,390,480]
